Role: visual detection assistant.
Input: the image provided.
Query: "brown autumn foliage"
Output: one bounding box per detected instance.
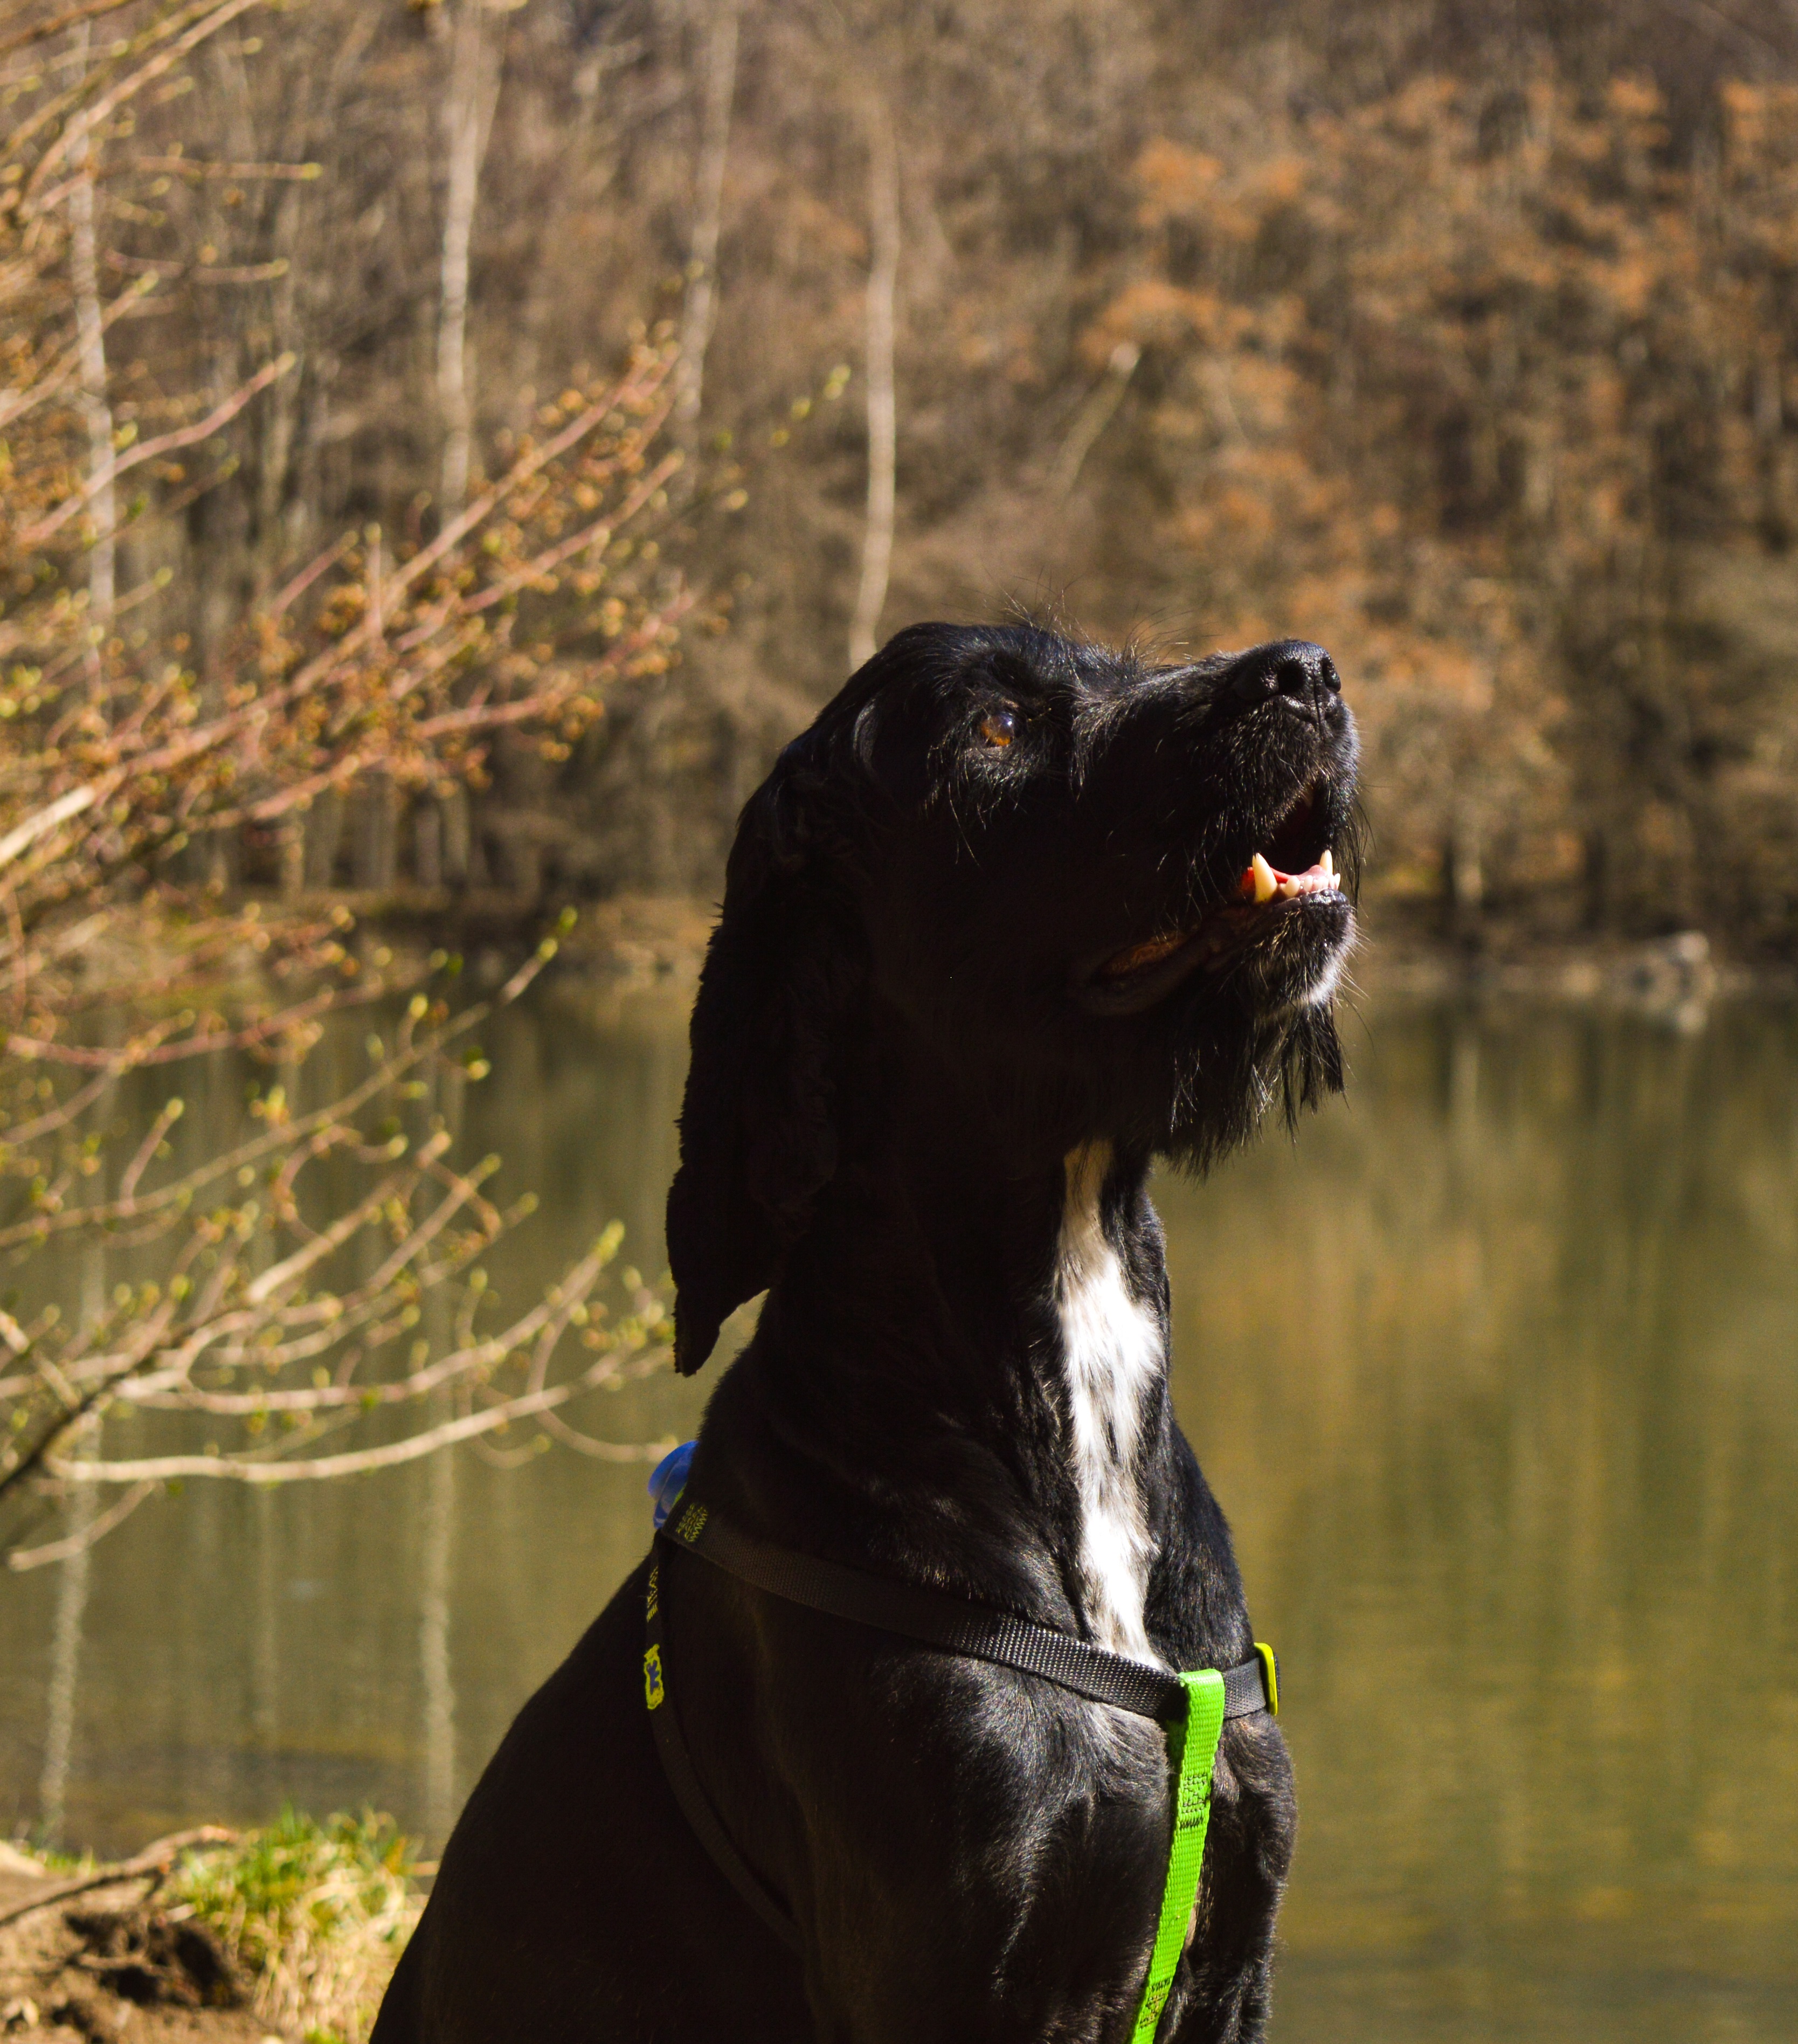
[674,3,1798,952]
[12,1,1798,947]
[1080,66,1798,946]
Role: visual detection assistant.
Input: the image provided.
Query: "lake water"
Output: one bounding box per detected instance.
[3,985,1796,2042]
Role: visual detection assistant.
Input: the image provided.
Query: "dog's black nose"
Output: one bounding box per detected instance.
[1223,640,1340,713]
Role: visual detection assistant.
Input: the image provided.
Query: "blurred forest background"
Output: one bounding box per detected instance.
[11,0,1798,956]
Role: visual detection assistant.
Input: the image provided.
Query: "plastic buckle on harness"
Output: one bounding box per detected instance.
[649,1441,697,1529]
[1254,1641,1279,1717]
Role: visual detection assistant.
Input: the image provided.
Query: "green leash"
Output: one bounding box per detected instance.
[1130,1668,1228,2041]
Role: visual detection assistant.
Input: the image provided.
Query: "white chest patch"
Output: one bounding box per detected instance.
[1053,1143,1164,1663]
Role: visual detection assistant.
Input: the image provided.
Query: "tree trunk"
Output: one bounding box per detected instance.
[674,0,741,436]
[440,788,472,885]
[418,1389,458,1849]
[438,0,501,516]
[848,94,900,673]
[415,802,444,890]
[1446,797,1484,940]
[258,178,307,574]
[354,775,398,892]
[279,818,306,899]
[67,25,114,678]
[305,789,347,889]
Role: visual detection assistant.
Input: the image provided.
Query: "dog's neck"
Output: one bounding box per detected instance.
[1046,1140,1163,1656]
[756,1059,1173,1659]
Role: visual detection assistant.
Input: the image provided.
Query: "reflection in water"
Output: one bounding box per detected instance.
[1161,1000,1798,2041]
[417,1400,458,1850]
[418,1066,461,1848]
[251,1487,279,1751]
[1,989,1794,2041]
[36,1249,109,1847]
[36,1418,95,1849]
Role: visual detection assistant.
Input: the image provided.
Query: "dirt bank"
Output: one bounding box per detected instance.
[0,1824,416,2044]
[0,1849,273,2043]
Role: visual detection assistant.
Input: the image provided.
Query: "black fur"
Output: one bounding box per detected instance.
[375,624,1358,2044]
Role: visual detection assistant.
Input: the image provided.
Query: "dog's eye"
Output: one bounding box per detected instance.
[978,708,1018,749]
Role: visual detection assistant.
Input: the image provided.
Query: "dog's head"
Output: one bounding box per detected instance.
[668,622,1360,1371]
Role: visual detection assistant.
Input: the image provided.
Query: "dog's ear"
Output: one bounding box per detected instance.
[665,743,864,1374]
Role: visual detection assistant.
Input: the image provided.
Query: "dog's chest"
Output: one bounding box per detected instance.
[1052,1147,1163,1662]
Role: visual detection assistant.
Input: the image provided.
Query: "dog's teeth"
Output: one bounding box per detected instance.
[1320,848,1334,877]
[1251,852,1277,903]
[1276,876,1301,899]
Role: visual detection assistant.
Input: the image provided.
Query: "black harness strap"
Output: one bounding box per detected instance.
[642,1555,801,1950]
[664,1499,1272,1724]
[641,1496,1275,1950]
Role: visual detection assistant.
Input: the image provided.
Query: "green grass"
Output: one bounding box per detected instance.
[169,1807,423,2044]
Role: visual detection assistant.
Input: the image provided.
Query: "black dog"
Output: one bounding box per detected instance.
[374,622,1357,2043]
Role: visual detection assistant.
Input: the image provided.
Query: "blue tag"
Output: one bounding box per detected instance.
[648,1439,697,1529]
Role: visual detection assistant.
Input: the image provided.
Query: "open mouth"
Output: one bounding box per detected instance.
[1095,846,1341,980]
[1080,778,1346,1010]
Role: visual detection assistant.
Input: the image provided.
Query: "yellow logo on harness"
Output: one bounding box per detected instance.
[643,1644,665,1710]
[674,1501,709,1544]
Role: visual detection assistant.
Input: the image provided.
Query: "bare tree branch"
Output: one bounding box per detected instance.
[0,0,141,65]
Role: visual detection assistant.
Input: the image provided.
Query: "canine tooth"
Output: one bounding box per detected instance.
[1320,848,1334,876]
[1251,852,1277,903]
